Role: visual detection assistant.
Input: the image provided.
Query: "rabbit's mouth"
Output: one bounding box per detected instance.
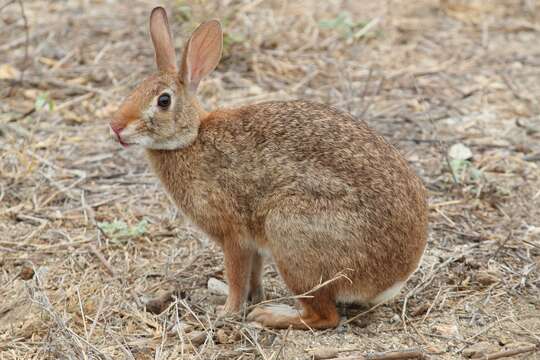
[118,137,131,148]
[116,135,135,148]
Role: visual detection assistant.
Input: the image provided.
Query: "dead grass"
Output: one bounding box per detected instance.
[1,0,539,359]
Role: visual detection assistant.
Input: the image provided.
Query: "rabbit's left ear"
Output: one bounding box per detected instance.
[179,20,223,92]
[149,7,177,73]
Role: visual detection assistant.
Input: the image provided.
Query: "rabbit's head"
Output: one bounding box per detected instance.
[110,7,222,149]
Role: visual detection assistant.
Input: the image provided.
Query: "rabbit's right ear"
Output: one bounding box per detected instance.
[179,20,223,92]
[149,7,177,73]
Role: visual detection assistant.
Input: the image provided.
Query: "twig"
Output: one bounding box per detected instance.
[0,28,48,52]
[2,0,30,94]
[88,244,117,277]
[87,288,107,341]
[401,251,470,322]
[335,348,427,360]
[88,243,143,310]
[343,301,385,325]
[352,17,381,40]
[499,71,532,103]
[461,316,513,345]
[55,92,95,111]
[358,68,373,118]
[509,318,540,342]
[272,327,291,360]
[488,230,512,261]
[23,76,110,96]
[0,0,15,12]
[26,270,110,359]
[16,0,29,83]
[76,287,89,340]
[480,344,538,360]
[7,107,35,122]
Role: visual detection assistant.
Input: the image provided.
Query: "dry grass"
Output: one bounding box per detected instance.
[1,0,539,359]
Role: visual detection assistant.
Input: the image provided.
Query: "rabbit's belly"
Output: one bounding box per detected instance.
[336,281,405,305]
[370,281,405,304]
[336,291,370,305]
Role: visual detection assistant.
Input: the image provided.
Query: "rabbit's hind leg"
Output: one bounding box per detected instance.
[247,289,339,329]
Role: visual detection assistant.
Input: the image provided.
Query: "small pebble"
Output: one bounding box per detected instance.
[144,292,174,314]
[390,314,401,324]
[188,331,207,346]
[476,271,500,286]
[208,277,229,296]
[216,328,228,344]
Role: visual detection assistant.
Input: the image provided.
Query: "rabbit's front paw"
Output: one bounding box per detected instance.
[216,298,243,318]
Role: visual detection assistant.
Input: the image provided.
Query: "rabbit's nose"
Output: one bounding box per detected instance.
[110,122,124,135]
[109,125,129,147]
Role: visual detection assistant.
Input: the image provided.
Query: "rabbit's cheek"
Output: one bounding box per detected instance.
[143,108,159,128]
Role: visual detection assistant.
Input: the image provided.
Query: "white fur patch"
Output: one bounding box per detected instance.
[336,292,368,305]
[151,137,191,150]
[257,246,272,258]
[263,304,300,317]
[336,281,405,305]
[371,281,405,304]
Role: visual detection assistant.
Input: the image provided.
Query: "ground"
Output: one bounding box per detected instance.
[1,0,539,359]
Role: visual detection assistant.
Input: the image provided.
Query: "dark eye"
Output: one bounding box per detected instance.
[157,93,171,108]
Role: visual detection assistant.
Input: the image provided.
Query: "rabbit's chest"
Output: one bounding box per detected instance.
[168,178,250,242]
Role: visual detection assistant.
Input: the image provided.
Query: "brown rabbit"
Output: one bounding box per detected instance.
[109,7,428,330]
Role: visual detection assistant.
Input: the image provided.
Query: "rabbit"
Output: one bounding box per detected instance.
[109,7,428,330]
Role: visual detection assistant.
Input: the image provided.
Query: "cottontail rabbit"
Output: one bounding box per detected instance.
[110,7,428,329]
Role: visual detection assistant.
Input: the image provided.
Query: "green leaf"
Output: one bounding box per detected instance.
[35,92,54,111]
[176,4,191,22]
[319,12,374,39]
[98,219,148,240]
[130,219,148,237]
[449,159,467,175]
[319,12,351,31]
[469,167,484,181]
[223,32,245,50]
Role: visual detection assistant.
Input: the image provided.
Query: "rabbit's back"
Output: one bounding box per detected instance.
[199,100,425,221]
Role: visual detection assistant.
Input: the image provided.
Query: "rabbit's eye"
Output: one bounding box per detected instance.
[157,93,171,109]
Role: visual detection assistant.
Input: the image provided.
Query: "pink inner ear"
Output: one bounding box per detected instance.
[182,20,222,91]
[186,41,206,87]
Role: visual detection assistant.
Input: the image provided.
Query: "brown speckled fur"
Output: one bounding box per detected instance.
[110,7,428,330]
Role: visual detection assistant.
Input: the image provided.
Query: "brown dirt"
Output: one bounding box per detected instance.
[1,1,539,359]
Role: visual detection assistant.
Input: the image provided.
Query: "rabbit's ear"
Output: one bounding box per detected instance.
[180,20,222,92]
[149,7,177,73]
